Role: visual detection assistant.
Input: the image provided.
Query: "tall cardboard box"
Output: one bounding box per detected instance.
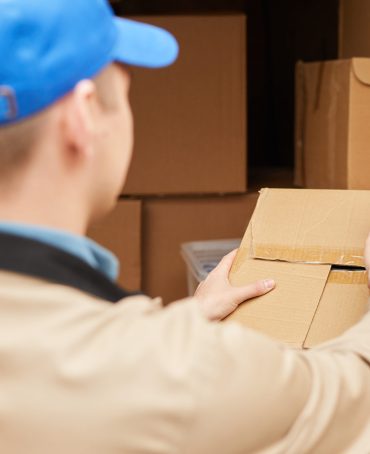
[123,15,247,195]
[87,200,141,291]
[228,189,370,349]
[339,0,370,58]
[295,58,370,189]
[142,193,258,304]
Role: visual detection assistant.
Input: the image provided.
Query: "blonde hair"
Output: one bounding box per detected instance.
[0,65,118,178]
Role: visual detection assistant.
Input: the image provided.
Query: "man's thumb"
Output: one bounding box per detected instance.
[232,279,276,305]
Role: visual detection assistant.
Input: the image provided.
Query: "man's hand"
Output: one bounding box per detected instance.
[194,249,275,321]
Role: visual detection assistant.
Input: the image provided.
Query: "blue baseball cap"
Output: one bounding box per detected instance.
[0,0,179,125]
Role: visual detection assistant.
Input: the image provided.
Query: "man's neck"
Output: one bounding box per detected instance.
[0,183,89,236]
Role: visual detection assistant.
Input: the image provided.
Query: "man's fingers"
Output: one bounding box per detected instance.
[233,278,276,304]
[213,249,239,275]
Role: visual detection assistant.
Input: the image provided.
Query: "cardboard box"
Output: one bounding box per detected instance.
[142,193,258,304]
[295,58,370,189]
[339,0,370,58]
[123,15,247,195]
[227,188,370,348]
[87,199,141,291]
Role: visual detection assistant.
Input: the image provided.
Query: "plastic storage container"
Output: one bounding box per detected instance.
[181,239,241,296]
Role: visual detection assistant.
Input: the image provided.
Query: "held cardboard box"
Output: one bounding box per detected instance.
[87,199,141,291]
[227,188,370,349]
[123,15,247,195]
[295,58,370,189]
[339,0,370,58]
[142,193,258,304]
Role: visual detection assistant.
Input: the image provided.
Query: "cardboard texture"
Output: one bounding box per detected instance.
[142,193,258,304]
[295,58,370,189]
[87,200,141,291]
[227,188,370,348]
[123,15,247,195]
[339,0,370,58]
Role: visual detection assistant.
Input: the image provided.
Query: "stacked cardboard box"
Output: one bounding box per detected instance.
[295,1,370,190]
[142,194,258,304]
[123,14,247,195]
[295,58,370,189]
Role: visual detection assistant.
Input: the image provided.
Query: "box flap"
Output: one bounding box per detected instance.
[228,258,331,348]
[352,58,370,86]
[249,188,370,266]
[304,269,369,348]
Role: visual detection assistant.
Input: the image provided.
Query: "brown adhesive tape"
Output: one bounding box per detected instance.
[328,270,368,285]
[253,244,364,267]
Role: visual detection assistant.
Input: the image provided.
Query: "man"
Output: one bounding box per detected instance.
[0,0,370,453]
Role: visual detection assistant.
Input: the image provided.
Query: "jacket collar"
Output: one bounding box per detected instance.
[0,232,138,303]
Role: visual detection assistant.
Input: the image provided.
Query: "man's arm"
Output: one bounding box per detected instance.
[184,240,370,452]
[182,309,370,453]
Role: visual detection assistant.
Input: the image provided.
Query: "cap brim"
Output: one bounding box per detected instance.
[113,18,179,68]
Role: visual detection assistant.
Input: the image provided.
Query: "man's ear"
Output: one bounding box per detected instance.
[62,79,100,159]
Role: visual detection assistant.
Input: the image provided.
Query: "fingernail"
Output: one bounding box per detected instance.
[264,279,275,290]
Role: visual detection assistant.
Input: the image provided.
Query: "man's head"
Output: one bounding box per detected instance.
[0,0,178,231]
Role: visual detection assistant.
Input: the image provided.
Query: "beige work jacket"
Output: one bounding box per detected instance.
[0,269,370,453]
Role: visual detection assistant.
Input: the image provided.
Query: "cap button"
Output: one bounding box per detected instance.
[0,86,18,121]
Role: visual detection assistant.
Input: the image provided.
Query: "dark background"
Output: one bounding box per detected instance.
[110,0,339,169]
